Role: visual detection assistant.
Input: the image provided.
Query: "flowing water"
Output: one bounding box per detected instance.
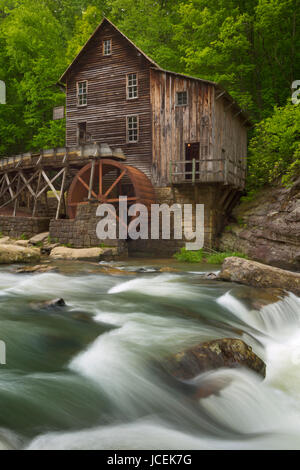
[0,259,300,450]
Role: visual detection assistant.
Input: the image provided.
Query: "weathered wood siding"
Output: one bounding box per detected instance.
[150,69,214,186]
[151,69,247,189]
[214,96,248,189]
[65,22,152,178]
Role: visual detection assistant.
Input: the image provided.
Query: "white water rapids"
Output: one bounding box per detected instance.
[0,262,299,450]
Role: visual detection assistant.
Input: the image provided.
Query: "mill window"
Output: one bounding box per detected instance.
[127,73,138,99]
[127,116,139,143]
[77,81,87,107]
[176,91,188,106]
[103,39,112,56]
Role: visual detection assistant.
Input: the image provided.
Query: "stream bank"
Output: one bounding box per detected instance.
[219,178,300,271]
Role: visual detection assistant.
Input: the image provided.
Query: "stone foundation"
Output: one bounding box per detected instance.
[0,216,50,239]
[49,183,238,257]
[49,203,127,254]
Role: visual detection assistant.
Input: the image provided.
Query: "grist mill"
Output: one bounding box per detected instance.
[0,18,250,256]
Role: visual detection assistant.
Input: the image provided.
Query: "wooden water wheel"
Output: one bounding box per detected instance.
[67,159,155,220]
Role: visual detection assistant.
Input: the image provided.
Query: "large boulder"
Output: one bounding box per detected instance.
[231,286,287,310]
[0,244,40,264]
[219,257,300,296]
[50,246,117,261]
[0,237,11,245]
[163,338,266,380]
[219,178,300,271]
[29,232,49,245]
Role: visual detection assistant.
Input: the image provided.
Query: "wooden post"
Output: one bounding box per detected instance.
[192,158,196,184]
[13,174,20,217]
[32,170,42,217]
[88,158,96,200]
[169,161,173,184]
[56,167,67,219]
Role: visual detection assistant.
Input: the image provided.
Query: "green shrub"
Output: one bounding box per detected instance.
[174,247,204,263]
[205,251,248,264]
[248,103,300,191]
[20,233,29,240]
[174,247,248,264]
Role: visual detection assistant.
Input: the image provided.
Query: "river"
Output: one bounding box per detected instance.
[0,258,299,450]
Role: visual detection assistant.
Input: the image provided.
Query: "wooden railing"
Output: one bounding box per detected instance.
[169,158,246,189]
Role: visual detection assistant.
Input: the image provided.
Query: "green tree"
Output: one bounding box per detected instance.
[0,0,67,153]
[174,0,299,119]
[248,102,300,191]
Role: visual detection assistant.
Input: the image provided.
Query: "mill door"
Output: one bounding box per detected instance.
[185,143,199,180]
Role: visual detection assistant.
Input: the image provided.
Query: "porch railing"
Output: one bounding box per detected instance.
[169,158,246,188]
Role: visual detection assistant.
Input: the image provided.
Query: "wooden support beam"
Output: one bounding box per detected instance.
[88,159,96,200]
[32,170,42,217]
[13,174,20,217]
[4,173,15,199]
[41,170,60,201]
[216,91,226,100]
[19,171,36,198]
[0,169,40,209]
[233,109,243,118]
[37,167,65,199]
[56,167,67,219]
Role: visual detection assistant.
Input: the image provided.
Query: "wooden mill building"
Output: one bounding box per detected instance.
[0,17,250,253]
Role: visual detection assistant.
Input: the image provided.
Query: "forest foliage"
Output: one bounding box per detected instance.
[0,0,299,190]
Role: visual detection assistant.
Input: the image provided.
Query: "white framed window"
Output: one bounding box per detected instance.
[176,91,188,106]
[127,115,139,143]
[127,73,138,99]
[77,81,88,106]
[103,39,112,56]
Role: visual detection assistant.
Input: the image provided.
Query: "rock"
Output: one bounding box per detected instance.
[204,272,218,280]
[15,264,56,274]
[99,266,135,276]
[29,232,49,245]
[70,312,92,323]
[220,257,300,296]
[159,267,180,273]
[31,298,66,310]
[0,237,11,244]
[136,267,159,273]
[50,246,117,261]
[232,286,287,309]
[14,240,29,247]
[41,243,60,255]
[163,338,266,380]
[0,244,40,265]
[99,249,115,260]
[219,178,300,270]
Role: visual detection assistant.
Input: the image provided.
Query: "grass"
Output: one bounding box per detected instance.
[174,248,204,263]
[174,247,248,264]
[20,233,29,240]
[205,251,248,264]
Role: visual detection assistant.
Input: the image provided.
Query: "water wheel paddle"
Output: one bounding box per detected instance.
[67,159,155,221]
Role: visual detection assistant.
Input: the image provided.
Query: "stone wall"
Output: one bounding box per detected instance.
[0,216,50,239]
[49,202,126,252]
[129,184,233,256]
[49,183,236,257]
